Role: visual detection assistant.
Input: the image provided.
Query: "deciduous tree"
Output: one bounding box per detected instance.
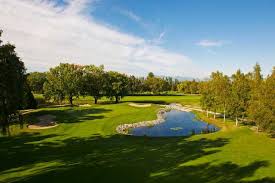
[82,65,105,104]
[43,63,83,105]
[228,70,250,126]
[0,30,26,130]
[105,71,129,103]
[27,72,47,93]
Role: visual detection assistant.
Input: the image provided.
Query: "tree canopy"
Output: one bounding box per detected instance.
[0,30,26,129]
[104,71,129,103]
[43,63,83,105]
[82,65,105,104]
[200,63,274,133]
[27,72,47,94]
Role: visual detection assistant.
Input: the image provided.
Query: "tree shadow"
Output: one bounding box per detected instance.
[24,107,112,124]
[0,133,273,183]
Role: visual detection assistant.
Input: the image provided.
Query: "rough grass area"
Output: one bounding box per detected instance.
[0,95,274,183]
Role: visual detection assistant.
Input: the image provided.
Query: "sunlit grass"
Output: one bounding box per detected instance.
[0,95,274,183]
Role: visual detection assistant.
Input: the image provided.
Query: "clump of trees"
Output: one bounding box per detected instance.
[200,64,275,134]
[43,63,83,105]
[28,64,186,105]
[27,72,46,94]
[81,65,105,104]
[0,30,36,132]
[104,71,129,103]
[177,79,200,94]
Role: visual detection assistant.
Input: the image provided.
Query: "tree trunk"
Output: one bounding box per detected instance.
[115,96,119,103]
[94,97,98,104]
[69,96,73,106]
[235,117,238,126]
[223,108,226,122]
[214,110,216,119]
[2,103,8,127]
[1,112,9,135]
[206,109,209,118]
[19,113,23,129]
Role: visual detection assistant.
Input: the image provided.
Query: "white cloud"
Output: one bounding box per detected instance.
[196,39,225,47]
[117,9,141,23]
[0,0,206,77]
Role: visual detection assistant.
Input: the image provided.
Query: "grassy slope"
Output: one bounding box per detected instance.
[0,96,274,183]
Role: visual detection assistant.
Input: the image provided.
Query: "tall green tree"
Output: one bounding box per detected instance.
[22,80,38,109]
[145,73,167,94]
[105,71,129,103]
[128,75,143,94]
[209,71,231,120]
[248,65,274,132]
[0,30,26,129]
[248,63,264,131]
[200,81,214,117]
[82,65,105,104]
[177,80,200,94]
[228,70,250,126]
[27,72,47,93]
[43,63,83,105]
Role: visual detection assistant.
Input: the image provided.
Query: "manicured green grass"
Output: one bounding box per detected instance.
[34,94,201,106]
[0,95,275,183]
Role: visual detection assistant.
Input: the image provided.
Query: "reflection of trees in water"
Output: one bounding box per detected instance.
[190,123,219,135]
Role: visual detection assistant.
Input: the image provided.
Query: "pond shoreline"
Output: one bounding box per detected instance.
[116,103,192,135]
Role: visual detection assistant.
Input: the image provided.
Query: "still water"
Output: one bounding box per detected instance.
[130,110,219,137]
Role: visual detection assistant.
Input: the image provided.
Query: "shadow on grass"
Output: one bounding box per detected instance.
[0,133,274,183]
[23,107,112,125]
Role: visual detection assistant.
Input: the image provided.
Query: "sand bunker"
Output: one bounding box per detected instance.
[79,104,91,107]
[128,103,152,107]
[28,114,58,129]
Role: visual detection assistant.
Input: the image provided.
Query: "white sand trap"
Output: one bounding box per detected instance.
[129,103,152,107]
[79,104,91,107]
[28,114,58,129]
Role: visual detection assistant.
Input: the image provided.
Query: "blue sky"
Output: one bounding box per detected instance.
[92,0,275,74]
[0,0,274,78]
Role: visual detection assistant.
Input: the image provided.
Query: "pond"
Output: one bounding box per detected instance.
[130,110,220,137]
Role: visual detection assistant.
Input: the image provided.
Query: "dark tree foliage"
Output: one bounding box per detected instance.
[82,65,105,104]
[22,81,38,109]
[104,71,129,103]
[128,75,144,94]
[0,30,26,128]
[27,72,47,94]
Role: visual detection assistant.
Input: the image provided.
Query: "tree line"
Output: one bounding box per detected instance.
[200,64,274,134]
[28,69,202,99]
[28,64,193,105]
